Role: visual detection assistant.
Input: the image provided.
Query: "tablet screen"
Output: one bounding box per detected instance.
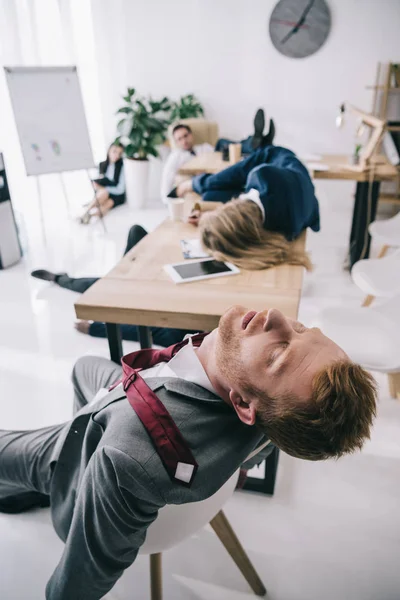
[173,259,233,279]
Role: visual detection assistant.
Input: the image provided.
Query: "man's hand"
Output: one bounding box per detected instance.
[187,202,202,226]
[177,179,193,197]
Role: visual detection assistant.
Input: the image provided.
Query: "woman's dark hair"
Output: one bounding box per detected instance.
[107,141,124,155]
[103,141,124,171]
[172,124,192,136]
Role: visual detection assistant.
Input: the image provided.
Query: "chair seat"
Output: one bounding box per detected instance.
[139,470,239,555]
[351,250,400,297]
[369,212,400,247]
[315,302,400,372]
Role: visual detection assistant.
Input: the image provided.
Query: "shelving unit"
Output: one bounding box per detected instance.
[367,62,400,206]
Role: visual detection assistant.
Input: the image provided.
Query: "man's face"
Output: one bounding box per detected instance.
[216,305,348,405]
[173,127,194,151]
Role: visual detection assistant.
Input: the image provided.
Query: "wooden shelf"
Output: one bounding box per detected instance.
[366,85,400,92]
[387,125,400,131]
[379,193,400,205]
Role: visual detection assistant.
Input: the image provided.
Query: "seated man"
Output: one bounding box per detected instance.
[0,305,376,599]
[161,110,275,203]
[161,123,215,203]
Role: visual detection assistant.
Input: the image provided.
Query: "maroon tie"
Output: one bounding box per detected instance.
[109,332,209,486]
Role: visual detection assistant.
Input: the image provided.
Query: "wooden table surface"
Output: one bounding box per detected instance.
[178,151,229,175]
[309,154,398,182]
[75,218,306,332]
[179,151,398,182]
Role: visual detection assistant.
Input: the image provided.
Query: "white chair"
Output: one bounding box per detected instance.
[167,118,219,149]
[315,295,400,400]
[351,249,400,299]
[369,210,400,250]
[357,211,400,306]
[138,469,267,599]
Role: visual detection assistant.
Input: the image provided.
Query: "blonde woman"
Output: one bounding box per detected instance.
[179,145,320,270]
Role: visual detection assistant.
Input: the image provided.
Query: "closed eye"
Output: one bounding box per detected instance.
[267,342,289,366]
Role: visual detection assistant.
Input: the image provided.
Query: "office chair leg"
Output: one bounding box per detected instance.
[362,244,389,307]
[388,373,400,400]
[210,510,267,597]
[150,553,163,600]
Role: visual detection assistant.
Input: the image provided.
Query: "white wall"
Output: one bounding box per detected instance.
[92,0,400,157]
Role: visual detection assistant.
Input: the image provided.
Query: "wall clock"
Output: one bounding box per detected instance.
[269,0,331,59]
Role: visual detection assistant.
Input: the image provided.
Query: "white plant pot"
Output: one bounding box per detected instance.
[124,158,150,209]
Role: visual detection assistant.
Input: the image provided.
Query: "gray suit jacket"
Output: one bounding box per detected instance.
[47,377,271,599]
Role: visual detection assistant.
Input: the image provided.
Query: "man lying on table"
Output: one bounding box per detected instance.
[0,305,376,600]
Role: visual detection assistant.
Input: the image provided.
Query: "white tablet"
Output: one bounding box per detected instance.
[164,258,239,284]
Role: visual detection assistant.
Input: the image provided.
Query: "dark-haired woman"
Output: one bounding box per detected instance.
[80,143,126,224]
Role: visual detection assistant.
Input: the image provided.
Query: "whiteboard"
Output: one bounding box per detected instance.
[5,66,95,176]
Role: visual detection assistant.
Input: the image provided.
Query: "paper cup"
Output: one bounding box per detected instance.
[229,143,242,164]
[168,199,185,221]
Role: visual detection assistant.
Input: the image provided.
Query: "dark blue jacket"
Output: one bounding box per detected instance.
[192,146,320,240]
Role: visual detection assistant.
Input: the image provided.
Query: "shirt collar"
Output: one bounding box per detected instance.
[166,336,218,396]
[239,187,265,221]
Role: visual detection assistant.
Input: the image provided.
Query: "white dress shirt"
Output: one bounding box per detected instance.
[239,188,265,222]
[92,336,217,405]
[160,143,214,204]
[104,163,125,196]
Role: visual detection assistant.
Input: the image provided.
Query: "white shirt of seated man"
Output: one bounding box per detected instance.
[161,124,213,204]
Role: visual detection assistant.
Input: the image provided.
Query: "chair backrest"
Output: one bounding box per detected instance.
[139,469,239,555]
[168,118,219,150]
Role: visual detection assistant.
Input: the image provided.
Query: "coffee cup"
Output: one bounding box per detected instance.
[229,143,242,164]
[168,199,185,221]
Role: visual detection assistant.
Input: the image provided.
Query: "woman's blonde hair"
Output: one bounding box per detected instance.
[199,199,312,271]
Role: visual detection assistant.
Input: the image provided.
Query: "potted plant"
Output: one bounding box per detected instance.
[169,93,204,122]
[351,143,362,165]
[116,88,171,208]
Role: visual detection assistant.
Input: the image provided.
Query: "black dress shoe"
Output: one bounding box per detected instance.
[167,187,178,199]
[31,269,64,283]
[0,491,50,514]
[251,108,265,150]
[263,118,276,146]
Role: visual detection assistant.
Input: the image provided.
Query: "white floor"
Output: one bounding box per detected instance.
[1,177,400,600]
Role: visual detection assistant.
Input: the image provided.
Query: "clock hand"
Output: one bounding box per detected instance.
[280,0,316,44]
[271,18,310,29]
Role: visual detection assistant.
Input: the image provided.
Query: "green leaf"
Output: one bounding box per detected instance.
[116,106,133,114]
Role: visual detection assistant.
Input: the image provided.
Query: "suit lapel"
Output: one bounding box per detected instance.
[146,377,223,403]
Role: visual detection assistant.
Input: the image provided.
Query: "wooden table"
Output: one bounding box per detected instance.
[180,151,399,268]
[75,218,306,495]
[305,155,398,267]
[178,151,228,176]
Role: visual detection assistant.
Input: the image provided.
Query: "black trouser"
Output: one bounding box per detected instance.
[56,224,148,293]
[57,224,196,346]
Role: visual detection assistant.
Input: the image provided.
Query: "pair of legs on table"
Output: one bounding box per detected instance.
[0,357,121,512]
[215,113,276,155]
[31,225,196,347]
[192,146,283,202]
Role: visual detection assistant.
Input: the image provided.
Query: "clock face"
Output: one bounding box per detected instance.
[269,0,331,59]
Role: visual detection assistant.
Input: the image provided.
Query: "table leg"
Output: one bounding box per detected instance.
[105,323,123,364]
[348,180,380,269]
[138,326,153,349]
[242,447,280,495]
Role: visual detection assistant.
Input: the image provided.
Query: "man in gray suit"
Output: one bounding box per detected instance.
[0,305,376,600]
